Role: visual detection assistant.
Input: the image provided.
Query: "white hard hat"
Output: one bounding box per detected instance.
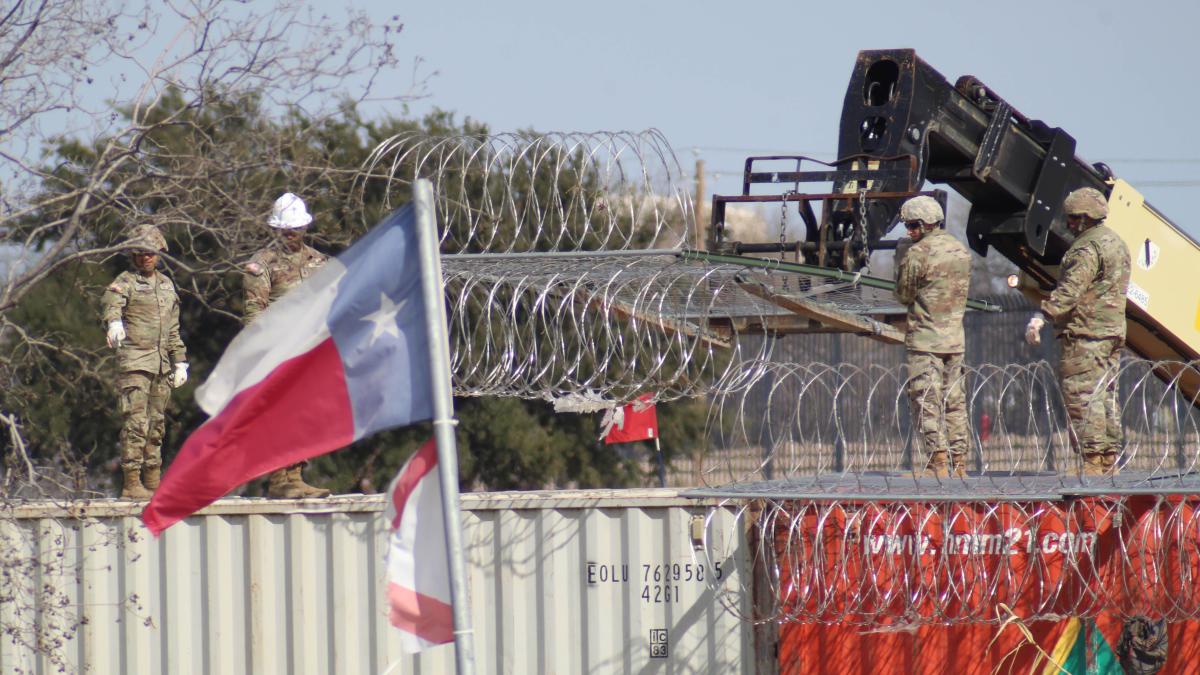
[267,192,313,229]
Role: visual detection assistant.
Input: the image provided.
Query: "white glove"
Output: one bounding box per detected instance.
[106,321,126,348]
[169,362,189,388]
[1024,317,1045,346]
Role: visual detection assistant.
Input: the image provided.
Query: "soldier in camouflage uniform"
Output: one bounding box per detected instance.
[102,226,188,500]
[243,192,331,498]
[1025,187,1130,476]
[894,196,971,477]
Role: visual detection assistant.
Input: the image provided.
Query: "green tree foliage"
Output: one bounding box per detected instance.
[3,91,708,496]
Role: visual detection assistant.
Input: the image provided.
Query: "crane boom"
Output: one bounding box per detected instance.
[708,48,1200,399]
[836,49,1199,393]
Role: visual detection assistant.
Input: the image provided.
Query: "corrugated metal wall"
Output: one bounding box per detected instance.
[0,491,754,674]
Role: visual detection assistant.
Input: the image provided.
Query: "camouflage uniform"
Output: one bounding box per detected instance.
[894,227,971,471]
[102,270,186,474]
[243,242,327,323]
[1041,222,1130,468]
[243,239,328,496]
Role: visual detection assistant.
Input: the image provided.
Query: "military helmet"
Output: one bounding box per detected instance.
[899,196,944,226]
[125,225,168,253]
[1063,187,1108,220]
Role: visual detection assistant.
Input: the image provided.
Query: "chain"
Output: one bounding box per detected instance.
[856,188,868,234]
[855,188,869,273]
[779,192,792,251]
[837,188,869,272]
[779,191,794,290]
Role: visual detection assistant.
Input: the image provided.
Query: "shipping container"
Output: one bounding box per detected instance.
[0,490,755,674]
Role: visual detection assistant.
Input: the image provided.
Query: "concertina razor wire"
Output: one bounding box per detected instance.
[361,129,691,254]
[691,494,1200,626]
[361,131,1200,625]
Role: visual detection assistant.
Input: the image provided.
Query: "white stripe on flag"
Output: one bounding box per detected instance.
[195,259,345,415]
[385,440,454,651]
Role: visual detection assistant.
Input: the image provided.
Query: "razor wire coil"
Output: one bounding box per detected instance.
[362,131,1200,627]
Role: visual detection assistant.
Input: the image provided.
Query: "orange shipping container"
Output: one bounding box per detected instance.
[770,496,1200,672]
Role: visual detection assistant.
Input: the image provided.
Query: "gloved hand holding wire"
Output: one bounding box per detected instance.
[1024,316,1045,346]
[106,321,126,348]
[169,362,189,388]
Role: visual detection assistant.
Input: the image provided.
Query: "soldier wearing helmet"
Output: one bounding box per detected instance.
[893,195,971,478]
[1025,187,1130,476]
[101,224,188,499]
[242,192,332,498]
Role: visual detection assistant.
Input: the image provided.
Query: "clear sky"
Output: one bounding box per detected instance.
[380,0,1198,235]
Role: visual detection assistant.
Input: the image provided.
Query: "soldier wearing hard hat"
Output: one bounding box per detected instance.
[893,195,971,478]
[1024,187,1130,476]
[102,225,189,500]
[242,192,332,498]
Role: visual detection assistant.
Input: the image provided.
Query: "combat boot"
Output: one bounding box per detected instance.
[1081,453,1108,477]
[950,456,968,479]
[921,452,951,478]
[121,467,153,500]
[289,465,331,498]
[142,465,161,490]
[1101,453,1121,476]
[266,468,307,498]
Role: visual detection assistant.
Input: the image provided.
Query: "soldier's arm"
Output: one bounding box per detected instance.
[167,287,187,364]
[243,261,270,324]
[893,237,913,279]
[894,248,922,306]
[100,275,130,325]
[1040,245,1099,326]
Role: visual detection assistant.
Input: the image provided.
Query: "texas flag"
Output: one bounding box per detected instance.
[142,205,433,535]
[385,438,453,651]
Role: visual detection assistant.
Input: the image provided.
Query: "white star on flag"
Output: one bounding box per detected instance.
[363,292,404,344]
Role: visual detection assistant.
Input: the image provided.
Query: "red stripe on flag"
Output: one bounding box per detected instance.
[390,439,438,530]
[142,339,355,535]
[387,581,454,644]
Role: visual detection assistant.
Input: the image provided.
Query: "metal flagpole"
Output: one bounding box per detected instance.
[654,437,666,488]
[413,179,475,674]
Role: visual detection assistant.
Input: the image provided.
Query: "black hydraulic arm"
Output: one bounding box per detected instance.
[834,48,1113,273]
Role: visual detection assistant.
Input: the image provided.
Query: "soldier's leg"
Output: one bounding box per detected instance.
[1060,339,1109,474]
[1101,342,1123,472]
[117,371,154,499]
[907,351,947,471]
[118,372,152,471]
[141,373,171,489]
[942,352,969,475]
